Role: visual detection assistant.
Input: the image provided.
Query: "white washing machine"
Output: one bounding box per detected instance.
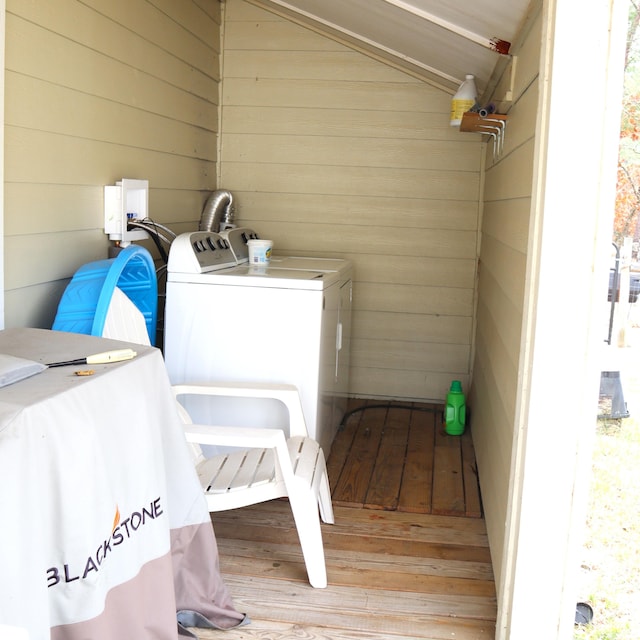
[163,231,352,456]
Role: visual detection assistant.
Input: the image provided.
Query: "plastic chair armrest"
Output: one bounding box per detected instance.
[183,424,287,449]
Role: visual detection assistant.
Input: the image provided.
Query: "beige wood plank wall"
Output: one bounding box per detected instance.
[220,0,483,402]
[4,0,221,329]
[469,7,541,595]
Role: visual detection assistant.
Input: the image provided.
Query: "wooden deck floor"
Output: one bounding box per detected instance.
[328,399,483,517]
[195,399,496,640]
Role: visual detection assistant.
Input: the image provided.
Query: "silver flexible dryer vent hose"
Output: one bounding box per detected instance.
[199,189,235,232]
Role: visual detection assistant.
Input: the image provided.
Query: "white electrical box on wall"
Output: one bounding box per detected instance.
[104,178,149,245]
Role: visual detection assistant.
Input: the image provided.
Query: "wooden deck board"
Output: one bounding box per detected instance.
[398,406,436,513]
[325,397,362,481]
[331,404,386,507]
[196,619,496,640]
[213,518,492,564]
[461,429,483,518]
[364,406,410,510]
[216,537,494,581]
[432,445,465,516]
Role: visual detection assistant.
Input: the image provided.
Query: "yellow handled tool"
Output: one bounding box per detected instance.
[47,349,137,367]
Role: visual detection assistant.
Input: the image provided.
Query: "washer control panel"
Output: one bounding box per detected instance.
[168,231,238,274]
[218,227,260,264]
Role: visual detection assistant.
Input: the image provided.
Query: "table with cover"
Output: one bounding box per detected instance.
[0,328,246,639]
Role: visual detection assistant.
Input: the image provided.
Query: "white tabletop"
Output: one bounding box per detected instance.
[0,328,245,639]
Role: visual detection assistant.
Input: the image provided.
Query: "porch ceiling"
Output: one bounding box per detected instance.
[245,0,532,96]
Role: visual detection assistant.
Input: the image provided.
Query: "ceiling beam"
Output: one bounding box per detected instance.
[380,0,511,54]
[247,0,461,88]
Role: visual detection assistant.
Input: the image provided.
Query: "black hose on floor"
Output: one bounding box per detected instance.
[338,402,439,431]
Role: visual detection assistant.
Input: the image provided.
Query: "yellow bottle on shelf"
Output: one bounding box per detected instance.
[450,75,477,127]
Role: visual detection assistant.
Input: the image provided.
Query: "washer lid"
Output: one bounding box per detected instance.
[267,256,351,273]
[167,263,340,289]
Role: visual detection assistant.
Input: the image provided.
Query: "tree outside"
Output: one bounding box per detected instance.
[615,1,640,252]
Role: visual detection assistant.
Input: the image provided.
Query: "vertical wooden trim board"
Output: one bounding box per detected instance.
[493,1,628,639]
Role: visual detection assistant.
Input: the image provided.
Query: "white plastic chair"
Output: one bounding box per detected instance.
[173,382,334,589]
[87,279,335,587]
